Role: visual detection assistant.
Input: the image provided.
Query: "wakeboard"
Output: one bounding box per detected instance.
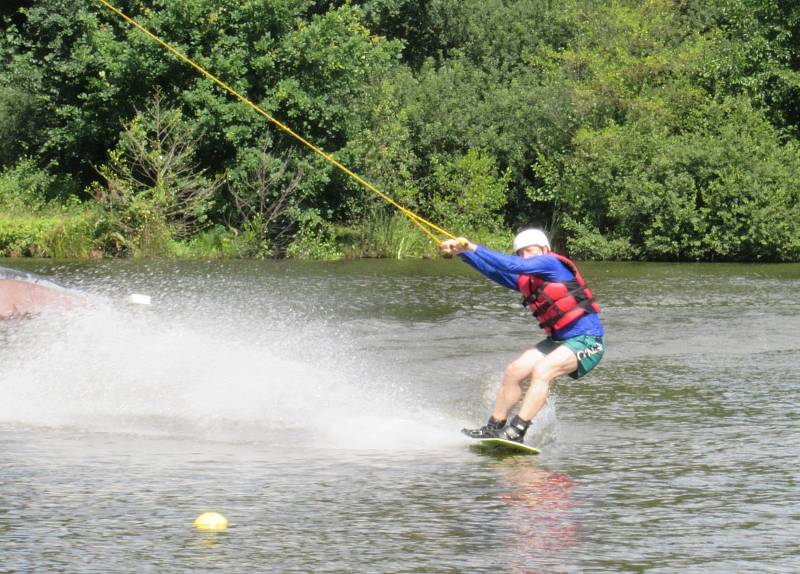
[470,437,540,455]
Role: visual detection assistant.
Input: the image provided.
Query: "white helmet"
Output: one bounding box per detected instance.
[513,228,550,253]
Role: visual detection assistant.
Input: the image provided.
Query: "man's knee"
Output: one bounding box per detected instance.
[505,355,538,380]
[503,362,523,381]
[530,363,555,384]
[508,349,544,373]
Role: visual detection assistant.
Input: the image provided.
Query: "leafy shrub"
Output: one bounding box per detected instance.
[0,85,39,167]
[286,210,342,260]
[430,148,510,234]
[561,218,640,261]
[226,146,327,257]
[0,158,53,212]
[554,98,800,261]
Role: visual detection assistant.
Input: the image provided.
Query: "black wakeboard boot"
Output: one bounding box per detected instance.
[495,415,531,444]
[462,416,506,439]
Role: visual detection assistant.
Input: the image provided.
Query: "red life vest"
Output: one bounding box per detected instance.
[516,253,600,335]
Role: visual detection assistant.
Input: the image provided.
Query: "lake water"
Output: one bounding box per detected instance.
[1,257,798,573]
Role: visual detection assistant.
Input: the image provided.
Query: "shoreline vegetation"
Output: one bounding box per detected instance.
[2,1,799,262]
[0,208,510,260]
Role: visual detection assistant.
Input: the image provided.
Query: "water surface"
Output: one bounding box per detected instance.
[1,258,798,572]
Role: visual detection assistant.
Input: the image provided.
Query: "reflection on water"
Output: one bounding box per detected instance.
[496,460,579,551]
[1,258,799,573]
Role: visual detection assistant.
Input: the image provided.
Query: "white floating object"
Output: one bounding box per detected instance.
[126,293,152,305]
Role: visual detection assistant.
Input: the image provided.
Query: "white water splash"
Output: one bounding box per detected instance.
[0,297,461,450]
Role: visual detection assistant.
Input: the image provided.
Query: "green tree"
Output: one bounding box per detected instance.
[554,98,800,261]
[430,148,510,233]
[686,0,800,133]
[92,92,221,256]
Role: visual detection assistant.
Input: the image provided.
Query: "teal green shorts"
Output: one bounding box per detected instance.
[535,335,605,379]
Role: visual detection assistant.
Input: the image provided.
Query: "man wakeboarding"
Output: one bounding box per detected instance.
[440,229,605,445]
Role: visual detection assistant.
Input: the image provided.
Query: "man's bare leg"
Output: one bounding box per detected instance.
[517,345,578,422]
[491,348,547,421]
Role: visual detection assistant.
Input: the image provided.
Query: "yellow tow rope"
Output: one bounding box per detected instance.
[94,0,457,245]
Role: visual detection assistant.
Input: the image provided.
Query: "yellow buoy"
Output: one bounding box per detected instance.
[194,512,228,531]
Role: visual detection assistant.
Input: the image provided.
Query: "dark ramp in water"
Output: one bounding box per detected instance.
[0,266,84,319]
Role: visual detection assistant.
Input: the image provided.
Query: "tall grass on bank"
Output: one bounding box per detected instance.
[0,159,98,258]
[337,209,511,259]
[0,157,516,260]
[0,212,98,258]
[339,210,437,259]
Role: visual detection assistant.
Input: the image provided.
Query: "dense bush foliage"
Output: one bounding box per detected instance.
[1,0,799,260]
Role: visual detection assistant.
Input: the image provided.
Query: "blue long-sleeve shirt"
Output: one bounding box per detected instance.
[459,245,604,340]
